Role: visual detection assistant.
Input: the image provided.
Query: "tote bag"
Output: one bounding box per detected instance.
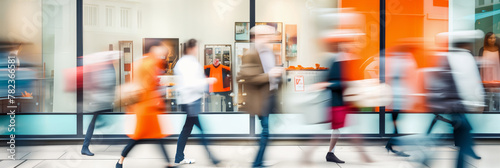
[283,90,332,124]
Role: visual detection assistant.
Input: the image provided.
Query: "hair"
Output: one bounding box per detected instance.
[144,40,163,53]
[484,32,495,47]
[183,39,197,54]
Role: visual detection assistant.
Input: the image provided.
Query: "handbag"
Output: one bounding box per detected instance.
[343,79,393,108]
[114,82,144,107]
[283,90,332,124]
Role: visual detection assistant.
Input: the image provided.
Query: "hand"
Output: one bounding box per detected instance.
[269,67,284,78]
[309,82,331,91]
[207,77,217,85]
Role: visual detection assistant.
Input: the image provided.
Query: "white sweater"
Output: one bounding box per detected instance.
[174,55,208,104]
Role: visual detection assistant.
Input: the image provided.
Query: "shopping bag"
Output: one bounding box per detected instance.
[343,79,392,108]
[114,82,144,107]
[283,90,332,124]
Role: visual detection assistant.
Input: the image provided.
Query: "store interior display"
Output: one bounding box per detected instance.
[116,41,133,112]
[142,38,179,75]
[286,64,329,70]
[204,44,233,112]
[0,43,39,113]
[234,43,251,110]
[285,24,297,57]
[119,41,133,82]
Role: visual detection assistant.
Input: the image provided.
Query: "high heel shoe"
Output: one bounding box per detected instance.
[385,144,410,157]
[116,160,123,168]
[326,152,345,163]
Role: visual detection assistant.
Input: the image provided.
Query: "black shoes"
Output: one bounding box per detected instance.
[385,144,410,157]
[326,152,345,163]
[81,147,94,156]
[116,160,123,168]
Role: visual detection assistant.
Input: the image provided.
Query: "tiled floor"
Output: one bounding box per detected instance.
[0,142,495,168]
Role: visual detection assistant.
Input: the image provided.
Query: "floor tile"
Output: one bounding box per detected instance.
[0,160,25,168]
[21,152,65,160]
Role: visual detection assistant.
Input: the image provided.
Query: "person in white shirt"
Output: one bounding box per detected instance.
[173,39,220,166]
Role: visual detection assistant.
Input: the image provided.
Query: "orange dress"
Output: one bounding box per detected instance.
[127,56,169,140]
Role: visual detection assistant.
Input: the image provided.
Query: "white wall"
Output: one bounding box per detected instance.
[256,0,336,67]
[83,0,334,68]
[83,0,249,63]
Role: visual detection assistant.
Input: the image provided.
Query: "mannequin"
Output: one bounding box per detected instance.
[204,58,232,111]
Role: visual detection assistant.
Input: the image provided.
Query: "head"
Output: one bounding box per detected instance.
[320,29,363,53]
[213,58,220,66]
[454,42,473,51]
[250,25,276,46]
[149,41,168,59]
[183,39,198,56]
[484,32,497,47]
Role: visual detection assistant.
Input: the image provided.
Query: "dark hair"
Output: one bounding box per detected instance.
[183,39,197,54]
[144,40,163,53]
[484,32,496,47]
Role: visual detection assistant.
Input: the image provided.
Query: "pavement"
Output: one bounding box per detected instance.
[0,141,497,168]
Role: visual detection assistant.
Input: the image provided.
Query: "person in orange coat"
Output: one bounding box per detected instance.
[116,42,174,168]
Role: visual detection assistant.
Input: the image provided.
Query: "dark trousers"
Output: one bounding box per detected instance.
[82,109,111,149]
[253,92,275,167]
[452,113,475,168]
[386,110,400,147]
[121,139,171,163]
[175,101,217,164]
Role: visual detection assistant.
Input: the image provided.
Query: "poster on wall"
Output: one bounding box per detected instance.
[142,38,179,75]
[235,22,250,41]
[285,24,297,57]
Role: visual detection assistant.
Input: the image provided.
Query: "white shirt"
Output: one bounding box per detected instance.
[174,55,208,104]
[256,44,279,91]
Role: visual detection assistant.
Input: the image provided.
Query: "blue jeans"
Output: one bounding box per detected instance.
[175,99,218,164]
[253,93,275,167]
[253,116,269,167]
[82,109,111,149]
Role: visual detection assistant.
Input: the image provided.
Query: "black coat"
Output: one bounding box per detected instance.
[324,59,344,107]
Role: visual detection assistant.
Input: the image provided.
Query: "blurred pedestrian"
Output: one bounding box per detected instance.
[115,41,174,168]
[237,25,283,168]
[173,39,221,166]
[428,31,485,168]
[80,51,118,156]
[384,44,419,157]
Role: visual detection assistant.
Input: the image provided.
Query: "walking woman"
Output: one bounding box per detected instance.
[173,39,220,166]
[116,42,175,168]
[310,28,373,164]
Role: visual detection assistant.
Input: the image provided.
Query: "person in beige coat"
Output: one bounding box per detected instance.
[237,25,283,168]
